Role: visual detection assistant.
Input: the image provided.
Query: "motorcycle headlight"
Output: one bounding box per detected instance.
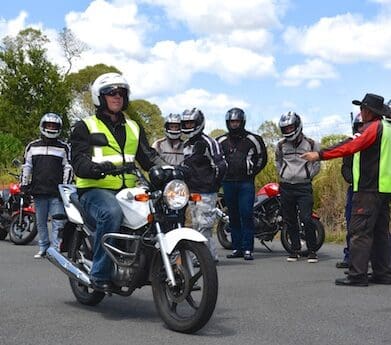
[163,179,189,210]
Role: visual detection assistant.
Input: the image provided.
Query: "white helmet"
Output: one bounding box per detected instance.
[91,72,131,110]
[39,113,62,139]
[164,113,182,140]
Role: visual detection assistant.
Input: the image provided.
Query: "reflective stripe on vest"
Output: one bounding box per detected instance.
[76,115,139,189]
[353,119,391,193]
[379,119,391,193]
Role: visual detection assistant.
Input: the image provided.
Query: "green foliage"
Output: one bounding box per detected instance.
[0,28,72,146]
[66,63,120,94]
[321,134,349,149]
[0,132,24,167]
[258,120,281,148]
[254,147,278,188]
[127,99,164,144]
[209,128,226,138]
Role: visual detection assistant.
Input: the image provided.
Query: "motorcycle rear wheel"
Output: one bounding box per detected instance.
[280,218,325,256]
[151,241,218,334]
[216,219,232,250]
[68,230,105,306]
[9,212,37,245]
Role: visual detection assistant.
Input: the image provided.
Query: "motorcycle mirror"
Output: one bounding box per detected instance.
[12,158,21,167]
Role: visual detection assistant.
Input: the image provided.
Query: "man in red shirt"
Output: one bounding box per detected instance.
[302,93,391,286]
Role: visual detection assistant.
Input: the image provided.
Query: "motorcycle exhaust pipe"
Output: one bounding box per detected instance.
[46,247,91,287]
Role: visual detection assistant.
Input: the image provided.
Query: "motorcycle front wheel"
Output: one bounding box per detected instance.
[68,230,105,306]
[216,219,232,250]
[9,211,37,245]
[151,241,218,334]
[280,218,325,256]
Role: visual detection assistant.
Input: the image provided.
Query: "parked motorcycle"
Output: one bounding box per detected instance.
[46,133,218,334]
[215,182,325,256]
[0,167,37,244]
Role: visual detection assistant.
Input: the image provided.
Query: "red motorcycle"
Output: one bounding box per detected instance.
[215,182,325,256]
[0,171,37,245]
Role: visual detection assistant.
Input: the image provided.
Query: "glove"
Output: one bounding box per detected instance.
[90,161,116,179]
[124,162,136,173]
[193,141,207,155]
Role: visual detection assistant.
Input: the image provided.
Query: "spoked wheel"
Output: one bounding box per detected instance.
[68,231,105,306]
[9,212,37,245]
[280,217,325,256]
[216,219,232,250]
[151,241,218,333]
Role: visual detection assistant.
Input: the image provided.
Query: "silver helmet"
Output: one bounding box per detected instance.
[39,113,62,139]
[279,111,303,141]
[164,113,182,140]
[181,108,205,138]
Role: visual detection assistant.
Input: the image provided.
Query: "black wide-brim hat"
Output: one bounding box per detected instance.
[352,93,391,116]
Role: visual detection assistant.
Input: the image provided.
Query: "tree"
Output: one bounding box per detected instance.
[0,28,72,146]
[128,100,164,143]
[321,134,348,149]
[209,129,226,138]
[57,28,88,76]
[258,120,281,148]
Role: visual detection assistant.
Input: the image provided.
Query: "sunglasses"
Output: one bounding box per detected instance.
[103,88,127,97]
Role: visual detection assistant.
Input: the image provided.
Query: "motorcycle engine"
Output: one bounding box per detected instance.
[254,197,281,241]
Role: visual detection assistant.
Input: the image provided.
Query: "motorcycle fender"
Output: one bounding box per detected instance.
[163,228,207,254]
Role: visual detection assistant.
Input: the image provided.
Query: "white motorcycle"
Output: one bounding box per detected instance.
[46,134,218,334]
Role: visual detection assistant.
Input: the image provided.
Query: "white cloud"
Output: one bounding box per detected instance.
[0,11,29,38]
[149,88,249,132]
[283,13,391,64]
[139,0,286,35]
[65,0,146,57]
[280,59,337,87]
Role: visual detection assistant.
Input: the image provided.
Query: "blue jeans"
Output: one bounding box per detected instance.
[222,181,255,252]
[80,189,123,282]
[34,196,66,251]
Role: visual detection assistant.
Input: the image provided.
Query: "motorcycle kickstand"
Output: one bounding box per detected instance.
[260,240,273,252]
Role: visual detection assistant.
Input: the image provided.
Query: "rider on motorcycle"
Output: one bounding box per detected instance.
[70,72,165,292]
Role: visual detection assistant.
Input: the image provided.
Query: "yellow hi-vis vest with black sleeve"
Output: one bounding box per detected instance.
[76,115,140,190]
[353,119,391,193]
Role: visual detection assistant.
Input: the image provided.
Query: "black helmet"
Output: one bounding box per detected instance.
[164,113,182,140]
[225,107,246,134]
[181,108,205,138]
[352,113,363,134]
[279,111,303,141]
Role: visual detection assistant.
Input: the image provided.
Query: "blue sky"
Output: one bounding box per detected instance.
[1,0,391,140]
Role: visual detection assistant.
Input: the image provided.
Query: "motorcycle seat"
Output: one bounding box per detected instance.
[69,193,95,232]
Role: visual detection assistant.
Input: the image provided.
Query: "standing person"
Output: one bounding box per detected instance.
[180,108,227,263]
[20,113,73,258]
[336,113,364,269]
[70,72,165,292]
[152,113,184,165]
[275,111,321,263]
[217,108,267,260]
[302,93,391,286]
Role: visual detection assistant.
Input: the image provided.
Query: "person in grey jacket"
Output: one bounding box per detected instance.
[275,112,320,263]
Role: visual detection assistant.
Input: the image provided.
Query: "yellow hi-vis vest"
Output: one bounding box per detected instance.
[76,115,140,190]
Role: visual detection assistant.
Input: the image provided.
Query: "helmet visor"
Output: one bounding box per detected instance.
[43,122,61,130]
[101,86,128,97]
[281,124,296,135]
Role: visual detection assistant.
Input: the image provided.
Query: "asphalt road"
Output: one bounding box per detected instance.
[0,237,390,345]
